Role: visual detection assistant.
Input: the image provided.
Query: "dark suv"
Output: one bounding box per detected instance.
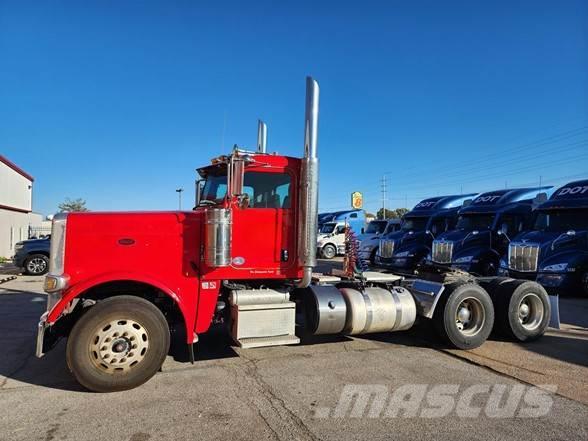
[13,236,51,275]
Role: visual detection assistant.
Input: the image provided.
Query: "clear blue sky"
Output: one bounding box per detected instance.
[1,0,587,216]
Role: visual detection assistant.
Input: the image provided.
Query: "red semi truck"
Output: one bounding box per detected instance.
[36,77,552,392]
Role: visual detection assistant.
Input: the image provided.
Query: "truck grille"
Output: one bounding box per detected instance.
[508,243,540,272]
[379,240,395,258]
[432,240,453,264]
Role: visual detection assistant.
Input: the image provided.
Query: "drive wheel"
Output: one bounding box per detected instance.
[321,244,337,259]
[433,282,494,350]
[24,254,49,275]
[493,280,550,342]
[66,296,170,392]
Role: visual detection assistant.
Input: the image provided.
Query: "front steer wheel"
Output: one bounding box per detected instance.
[321,244,337,259]
[433,282,494,350]
[66,296,170,392]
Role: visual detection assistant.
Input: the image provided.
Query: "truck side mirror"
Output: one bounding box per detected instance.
[195,179,204,208]
[361,228,365,234]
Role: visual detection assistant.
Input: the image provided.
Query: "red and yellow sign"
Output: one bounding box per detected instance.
[351,191,363,209]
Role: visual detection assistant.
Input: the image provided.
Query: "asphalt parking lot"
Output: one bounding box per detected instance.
[1,262,587,441]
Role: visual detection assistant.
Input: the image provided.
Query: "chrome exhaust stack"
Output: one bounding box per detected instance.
[257,120,267,153]
[296,76,320,288]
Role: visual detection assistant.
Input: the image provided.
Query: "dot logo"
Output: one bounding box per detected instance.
[473,195,501,204]
[557,186,588,197]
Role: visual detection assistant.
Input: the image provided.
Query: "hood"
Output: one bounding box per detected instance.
[18,237,50,246]
[436,229,492,258]
[513,229,588,266]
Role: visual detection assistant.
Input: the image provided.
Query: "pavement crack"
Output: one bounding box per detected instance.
[230,354,319,441]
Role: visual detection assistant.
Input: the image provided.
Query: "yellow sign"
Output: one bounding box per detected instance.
[351,191,363,209]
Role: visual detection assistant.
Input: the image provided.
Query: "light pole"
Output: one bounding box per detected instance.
[176,188,184,210]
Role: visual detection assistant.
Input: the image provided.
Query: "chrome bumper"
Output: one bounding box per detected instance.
[36,312,49,358]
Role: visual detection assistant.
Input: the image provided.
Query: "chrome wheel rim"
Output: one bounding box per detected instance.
[27,257,47,274]
[323,246,335,259]
[455,297,485,336]
[518,293,544,331]
[90,319,149,372]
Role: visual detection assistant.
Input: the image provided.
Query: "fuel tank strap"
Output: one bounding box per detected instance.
[389,288,404,330]
[361,291,373,333]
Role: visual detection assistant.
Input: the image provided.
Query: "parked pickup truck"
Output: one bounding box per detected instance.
[498,179,588,296]
[13,236,51,275]
[375,194,476,274]
[430,187,552,276]
[357,219,401,264]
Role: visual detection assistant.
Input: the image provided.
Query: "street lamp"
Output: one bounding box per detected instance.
[176,188,184,210]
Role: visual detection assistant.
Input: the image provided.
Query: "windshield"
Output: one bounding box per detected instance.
[534,209,588,232]
[201,174,228,204]
[320,223,337,234]
[401,217,428,232]
[365,221,388,234]
[456,213,495,231]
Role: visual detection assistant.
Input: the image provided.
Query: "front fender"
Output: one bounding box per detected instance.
[46,272,197,343]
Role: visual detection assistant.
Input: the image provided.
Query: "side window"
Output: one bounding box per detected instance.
[349,213,358,218]
[243,172,292,209]
[335,225,346,234]
[500,215,518,234]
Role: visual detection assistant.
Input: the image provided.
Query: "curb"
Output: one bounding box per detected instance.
[0,276,17,285]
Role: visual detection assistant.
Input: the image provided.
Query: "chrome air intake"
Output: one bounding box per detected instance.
[297,77,320,288]
[432,240,453,264]
[379,239,395,258]
[257,120,267,153]
[508,242,540,272]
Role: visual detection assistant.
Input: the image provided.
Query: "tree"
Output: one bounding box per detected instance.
[58,198,89,212]
[377,207,409,219]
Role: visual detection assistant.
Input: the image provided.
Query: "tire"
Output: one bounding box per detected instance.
[66,296,170,392]
[433,282,494,350]
[492,280,550,342]
[321,244,337,259]
[23,254,49,275]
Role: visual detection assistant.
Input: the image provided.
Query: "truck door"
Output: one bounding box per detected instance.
[230,169,297,273]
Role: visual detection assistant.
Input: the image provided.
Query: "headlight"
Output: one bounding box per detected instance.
[361,245,373,251]
[454,256,474,263]
[14,243,24,250]
[542,263,568,272]
[395,251,409,257]
[499,258,507,269]
[426,253,432,260]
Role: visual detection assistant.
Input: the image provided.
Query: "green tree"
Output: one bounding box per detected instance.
[377,207,409,219]
[58,198,89,212]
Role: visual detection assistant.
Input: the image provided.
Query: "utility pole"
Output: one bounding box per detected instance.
[176,188,184,210]
[381,175,387,219]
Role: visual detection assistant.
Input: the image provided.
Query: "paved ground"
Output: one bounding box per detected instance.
[1,268,587,441]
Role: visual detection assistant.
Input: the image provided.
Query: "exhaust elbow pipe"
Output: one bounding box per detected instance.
[257,120,267,153]
[296,77,320,288]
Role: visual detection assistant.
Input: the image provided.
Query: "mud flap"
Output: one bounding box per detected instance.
[548,295,560,329]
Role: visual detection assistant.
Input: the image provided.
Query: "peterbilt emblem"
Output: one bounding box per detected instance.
[232,256,245,266]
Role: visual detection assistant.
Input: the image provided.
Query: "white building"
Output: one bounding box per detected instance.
[0,155,42,258]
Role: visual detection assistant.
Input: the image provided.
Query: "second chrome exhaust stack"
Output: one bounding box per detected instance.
[296,76,320,288]
[257,120,267,153]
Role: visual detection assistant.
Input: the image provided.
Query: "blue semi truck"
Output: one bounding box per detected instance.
[498,179,588,296]
[430,187,552,276]
[373,194,477,274]
[317,209,366,233]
